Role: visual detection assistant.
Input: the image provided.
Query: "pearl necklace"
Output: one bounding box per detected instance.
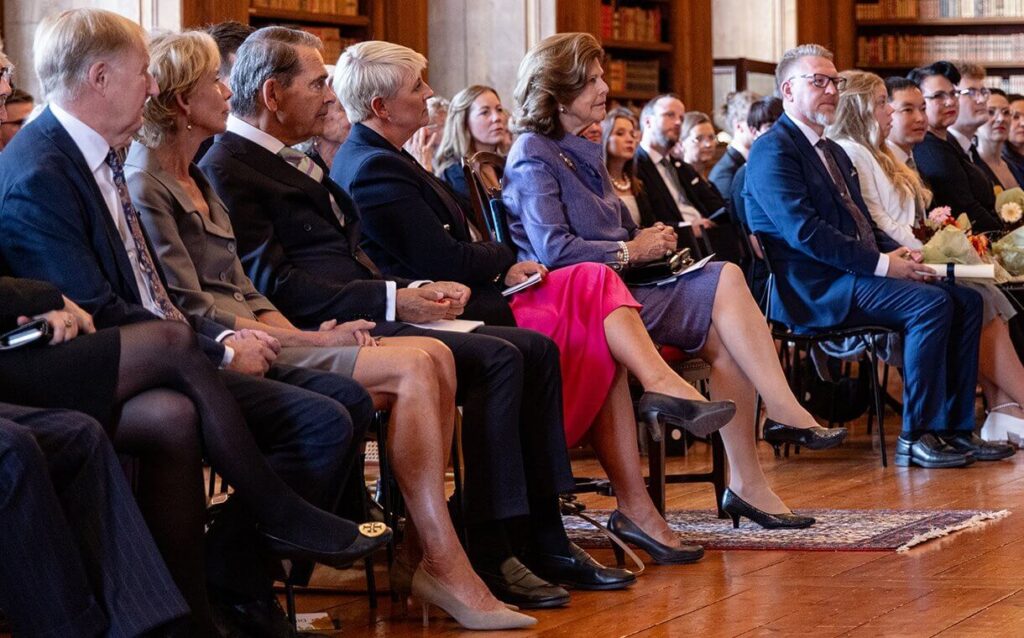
[610,174,632,192]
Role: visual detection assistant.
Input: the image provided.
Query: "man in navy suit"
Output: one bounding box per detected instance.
[0,10,377,636]
[745,44,1012,467]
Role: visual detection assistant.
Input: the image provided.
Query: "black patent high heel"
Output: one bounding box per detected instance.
[638,392,736,442]
[720,488,815,530]
[606,510,704,565]
[762,419,847,453]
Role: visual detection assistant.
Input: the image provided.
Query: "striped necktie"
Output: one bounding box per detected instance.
[278,146,325,183]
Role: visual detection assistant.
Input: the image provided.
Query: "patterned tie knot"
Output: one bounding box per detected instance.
[278,146,324,183]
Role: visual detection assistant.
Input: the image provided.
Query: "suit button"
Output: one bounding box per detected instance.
[303,223,312,232]
[233,292,245,302]
[227,242,236,253]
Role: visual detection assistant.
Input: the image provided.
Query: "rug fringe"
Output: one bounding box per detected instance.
[896,509,1011,553]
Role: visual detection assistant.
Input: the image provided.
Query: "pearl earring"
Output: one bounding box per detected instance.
[186,122,193,131]
[559,105,567,113]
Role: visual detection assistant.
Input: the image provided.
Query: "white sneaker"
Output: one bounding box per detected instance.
[980,402,1024,448]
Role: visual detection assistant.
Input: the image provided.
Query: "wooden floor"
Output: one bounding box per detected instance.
[295,422,1024,638]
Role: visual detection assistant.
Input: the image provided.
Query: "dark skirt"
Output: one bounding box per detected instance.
[629,261,725,353]
[0,327,121,427]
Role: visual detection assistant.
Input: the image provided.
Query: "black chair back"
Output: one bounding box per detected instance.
[466,151,514,248]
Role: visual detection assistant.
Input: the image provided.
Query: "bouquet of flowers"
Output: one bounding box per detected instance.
[920,207,1011,282]
[996,187,1024,227]
[992,226,1024,276]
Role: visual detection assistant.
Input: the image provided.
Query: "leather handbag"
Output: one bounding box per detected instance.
[618,249,694,286]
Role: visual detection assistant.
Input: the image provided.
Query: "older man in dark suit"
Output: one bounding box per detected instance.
[200,27,635,608]
[0,10,382,636]
[745,44,1010,468]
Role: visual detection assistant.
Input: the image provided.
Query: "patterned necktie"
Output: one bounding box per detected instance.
[278,146,325,183]
[104,149,188,323]
[904,156,926,228]
[815,139,878,251]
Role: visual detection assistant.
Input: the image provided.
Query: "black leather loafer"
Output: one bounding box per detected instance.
[210,595,295,638]
[940,433,1015,461]
[607,510,703,564]
[762,419,848,451]
[527,543,636,590]
[475,556,570,609]
[894,433,973,468]
[261,521,391,569]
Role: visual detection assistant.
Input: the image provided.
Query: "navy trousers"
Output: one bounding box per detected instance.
[0,404,187,638]
[838,277,982,435]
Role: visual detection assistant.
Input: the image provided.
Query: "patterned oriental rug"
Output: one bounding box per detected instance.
[563,508,1010,553]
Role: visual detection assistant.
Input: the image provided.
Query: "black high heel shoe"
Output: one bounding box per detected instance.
[607,510,704,565]
[261,521,392,568]
[638,392,736,441]
[762,419,847,457]
[720,489,814,530]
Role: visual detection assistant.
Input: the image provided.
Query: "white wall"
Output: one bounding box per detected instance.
[4,0,181,100]
[428,0,555,106]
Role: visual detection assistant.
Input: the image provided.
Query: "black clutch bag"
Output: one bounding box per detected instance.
[618,249,694,286]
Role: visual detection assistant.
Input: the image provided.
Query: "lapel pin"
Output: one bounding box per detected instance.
[558,152,577,172]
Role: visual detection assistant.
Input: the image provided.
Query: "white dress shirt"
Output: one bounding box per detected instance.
[837,139,923,250]
[789,116,889,276]
[640,141,703,224]
[226,115,403,321]
[948,127,974,155]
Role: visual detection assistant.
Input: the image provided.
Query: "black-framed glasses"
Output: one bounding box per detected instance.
[790,73,847,92]
[958,87,992,102]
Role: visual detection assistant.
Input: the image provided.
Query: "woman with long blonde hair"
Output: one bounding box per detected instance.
[829,70,1024,447]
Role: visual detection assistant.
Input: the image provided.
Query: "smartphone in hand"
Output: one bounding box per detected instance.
[0,319,53,350]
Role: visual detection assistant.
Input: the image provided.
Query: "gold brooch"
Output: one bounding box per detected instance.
[558,152,577,171]
[358,522,389,538]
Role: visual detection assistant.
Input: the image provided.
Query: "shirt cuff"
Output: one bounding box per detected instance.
[408,280,432,288]
[385,281,397,322]
[220,345,235,368]
[215,330,236,343]
[874,253,890,277]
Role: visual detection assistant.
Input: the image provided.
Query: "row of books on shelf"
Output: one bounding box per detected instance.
[252,0,360,15]
[857,33,1024,64]
[600,4,663,43]
[984,74,1024,93]
[856,0,1024,19]
[606,58,659,94]
[299,26,359,63]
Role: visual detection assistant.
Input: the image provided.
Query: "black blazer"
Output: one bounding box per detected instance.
[913,131,1002,232]
[0,277,63,332]
[199,130,410,329]
[0,108,228,362]
[331,124,517,326]
[708,146,746,207]
[634,147,727,225]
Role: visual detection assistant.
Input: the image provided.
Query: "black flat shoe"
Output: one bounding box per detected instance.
[939,433,1015,461]
[762,419,848,456]
[527,543,636,590]
[475,556,570,609]
[638,392,736,440]
[720,488,814,530]
[894,433,974,468]
[607,510,703,565]
[261,521,391,569]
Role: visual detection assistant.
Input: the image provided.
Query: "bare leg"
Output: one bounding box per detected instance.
[979,319,1024,419]
[113,389,218,637]
[589,366,682,547]
[603,306,706,401]
[700,323,789,515]
[351,346,501,612]
[707,263,818,429]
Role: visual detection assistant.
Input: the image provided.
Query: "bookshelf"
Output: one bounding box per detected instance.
[181,0,427,67]
[556,0,713,114]
[852,0,1024,91]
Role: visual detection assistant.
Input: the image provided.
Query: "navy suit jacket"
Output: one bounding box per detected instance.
[744,113,899,329]
[331,123,516,326]
[708,145,745,207]
[199,130,408,329]
[634,147,727,225]
[0,108,228,362]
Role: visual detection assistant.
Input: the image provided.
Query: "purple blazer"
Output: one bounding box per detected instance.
[502,131,637,268]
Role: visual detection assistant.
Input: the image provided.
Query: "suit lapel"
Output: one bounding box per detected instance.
[780,115,857,216]
[39,109,142,300]
[636,147,676,216]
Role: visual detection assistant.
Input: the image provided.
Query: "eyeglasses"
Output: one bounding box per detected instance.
[958,87,992,102]
[789,73,847,92]
[923,91,958,103]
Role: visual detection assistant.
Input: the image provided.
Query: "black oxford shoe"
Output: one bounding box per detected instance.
[475,556,570,609]
[527,543,636,590]
[894,433,973,468]
[940,433,1016,461]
